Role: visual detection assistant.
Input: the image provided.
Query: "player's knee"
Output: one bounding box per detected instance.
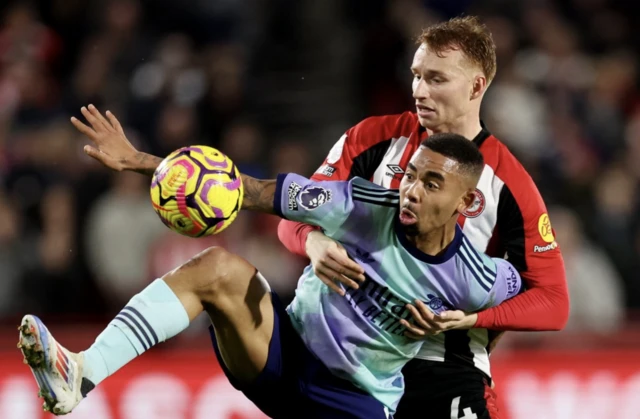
[195,245,233,269]
[164,246,257,306]
[189,246,254,302]
[165,246,230,287]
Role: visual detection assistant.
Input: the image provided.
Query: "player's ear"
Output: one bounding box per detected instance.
[470,74,487,100]
[458,188,476,214]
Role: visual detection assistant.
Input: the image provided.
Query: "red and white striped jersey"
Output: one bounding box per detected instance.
[301,111,568,376]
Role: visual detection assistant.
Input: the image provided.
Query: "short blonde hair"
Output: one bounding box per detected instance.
[417,16,497,84]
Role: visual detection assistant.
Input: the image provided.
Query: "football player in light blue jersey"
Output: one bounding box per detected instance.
[20,106,521,418]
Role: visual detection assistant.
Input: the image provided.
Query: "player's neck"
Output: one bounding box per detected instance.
[411,221,458,257]
[426,114,482,141]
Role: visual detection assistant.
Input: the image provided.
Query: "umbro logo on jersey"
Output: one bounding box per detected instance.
[387,165,404,174]
[385,164,404,178]
[316,164,336,177]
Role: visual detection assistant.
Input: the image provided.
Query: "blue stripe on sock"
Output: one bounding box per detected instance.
[123,306,159,345]
[118,311,153,349]
[114,316,145,353]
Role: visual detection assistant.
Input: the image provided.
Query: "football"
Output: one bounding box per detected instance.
[150,146,243,237]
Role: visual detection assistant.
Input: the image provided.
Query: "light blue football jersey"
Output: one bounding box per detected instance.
[273,173,522,413]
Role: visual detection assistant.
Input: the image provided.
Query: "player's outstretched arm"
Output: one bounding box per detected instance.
[71,105,163,176]
[71,105,273,209]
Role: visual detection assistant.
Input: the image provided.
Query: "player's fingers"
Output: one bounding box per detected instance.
[105,110,125,136]
[80,106,105,133]
[399,319,427,338]
[87,104,113,131]
[70,116,97,138]
[324,255,365,283]
[84,145,122,171]
[316,272,345,296]
[316,264,359,290]
[431,314,459,330]
[328,247,364,271]
[414,300,443,330]
[405,304,434,331]
[336,260,365,280]
[414,300,433,318]
[404,330,427,340]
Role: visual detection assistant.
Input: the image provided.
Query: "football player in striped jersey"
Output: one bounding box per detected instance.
[278,15,568,419]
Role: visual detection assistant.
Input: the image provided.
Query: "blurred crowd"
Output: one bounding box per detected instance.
[0,0,638,342]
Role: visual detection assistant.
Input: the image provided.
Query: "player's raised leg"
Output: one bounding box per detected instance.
[163,246,275,384]
[18,246,275,415]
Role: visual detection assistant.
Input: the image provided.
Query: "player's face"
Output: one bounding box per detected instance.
[398,147,475,235]
[411,44,482,130]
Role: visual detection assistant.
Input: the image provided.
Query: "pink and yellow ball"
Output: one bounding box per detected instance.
[150,146,243,237]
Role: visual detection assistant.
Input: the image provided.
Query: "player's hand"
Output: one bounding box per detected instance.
[305,230,366,296]
[70,104,141,172]
[400,300,478,338]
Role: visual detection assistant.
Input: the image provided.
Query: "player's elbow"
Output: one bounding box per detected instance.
[547,286,570,331]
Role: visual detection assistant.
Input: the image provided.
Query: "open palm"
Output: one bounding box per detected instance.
[71,104,140,171]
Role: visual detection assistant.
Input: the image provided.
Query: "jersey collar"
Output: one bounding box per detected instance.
[394,213,463,264]
[473,121,491,147]
[416,119,492,147]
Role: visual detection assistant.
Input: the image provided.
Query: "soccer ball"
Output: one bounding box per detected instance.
[150,146,243,237]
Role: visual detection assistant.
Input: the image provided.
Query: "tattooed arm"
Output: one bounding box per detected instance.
[129,152,164,176]
[71,105,278,213]
[241,176,277,214]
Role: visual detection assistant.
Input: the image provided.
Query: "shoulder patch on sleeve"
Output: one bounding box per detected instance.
[288,181,302,210]
[298,186,332,210]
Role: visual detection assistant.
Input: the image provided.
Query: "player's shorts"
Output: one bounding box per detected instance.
[208,292,391,419]
[393,359,499,419]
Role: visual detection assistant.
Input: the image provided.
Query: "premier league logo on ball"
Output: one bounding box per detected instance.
[299,186,332,210]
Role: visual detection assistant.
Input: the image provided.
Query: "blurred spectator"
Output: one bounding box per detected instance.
[0,3,62,67]
[85,171,165,309]
[590,163,640,307]
[549,206,624,334]
[219,119,267,178]
[483,65,550,165]
[0,187,27,315]
[154,102,200,156]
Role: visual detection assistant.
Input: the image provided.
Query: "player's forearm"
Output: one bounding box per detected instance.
[277,219,318,258]
[127,152,164,176]
[241,175,277,214]
[475,285,569,331]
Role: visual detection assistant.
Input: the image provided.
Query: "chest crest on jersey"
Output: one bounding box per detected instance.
[463,188,486,218]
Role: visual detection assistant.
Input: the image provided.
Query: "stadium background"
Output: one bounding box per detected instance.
[1,0,639,417]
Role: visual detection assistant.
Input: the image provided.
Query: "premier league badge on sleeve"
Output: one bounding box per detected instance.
[298,186,332,210]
